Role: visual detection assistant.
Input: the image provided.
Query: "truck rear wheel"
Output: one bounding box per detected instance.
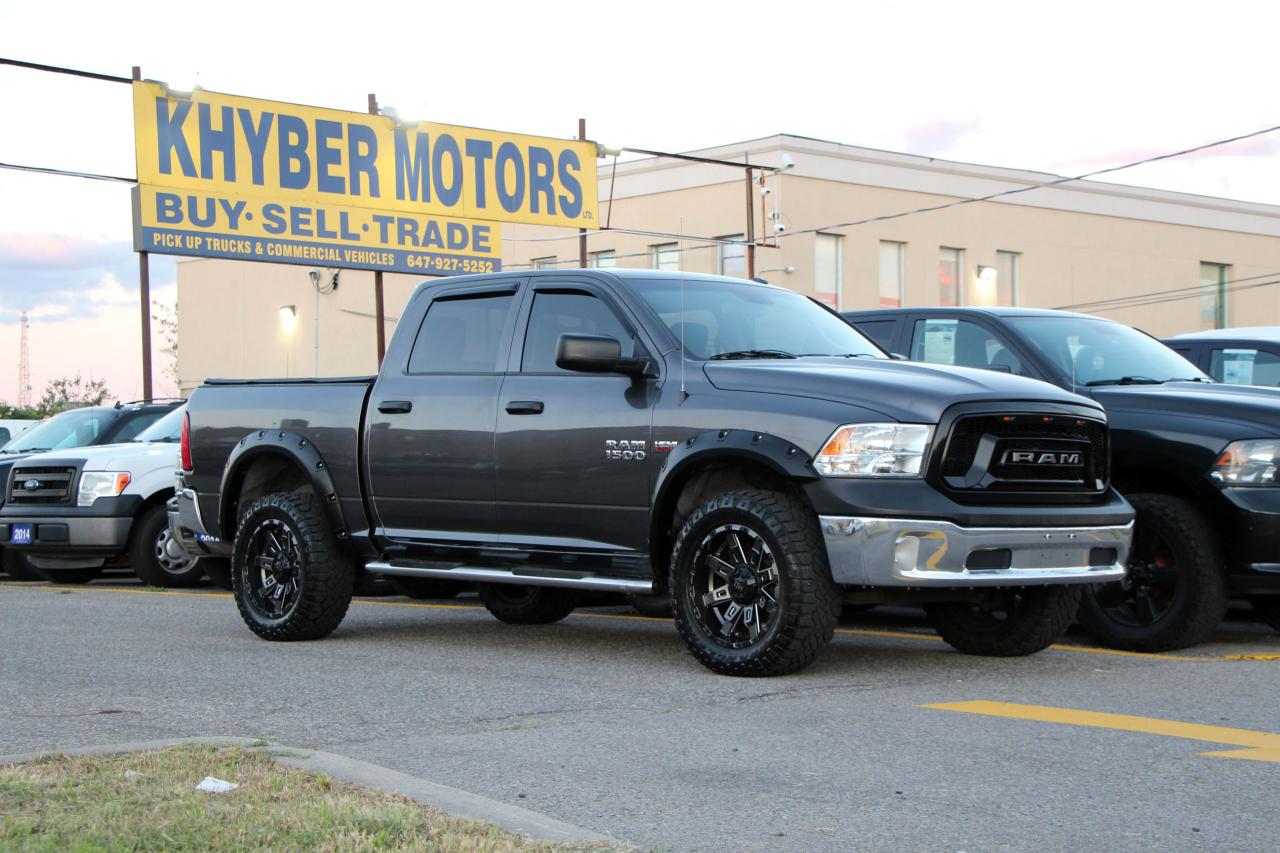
[478,584,577,624]
[1250,596,1280,632]
[670,489,840,677]
[231,492,353,641]
[926,586,1079,656]
[130,504,204,589]
[1078,493,1228,651]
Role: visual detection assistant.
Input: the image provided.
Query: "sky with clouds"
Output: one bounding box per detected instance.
[1,0,1279,403]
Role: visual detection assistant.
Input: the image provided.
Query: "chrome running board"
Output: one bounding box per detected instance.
[365,561,654,594]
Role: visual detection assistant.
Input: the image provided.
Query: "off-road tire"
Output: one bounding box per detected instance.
[37,566,104,585]
[232,492,353,641]
[477,584,577,624]
[926,586,1080,656]
[1250,596,1280,633]
[670,489,840,677]
[1078,493,1228,651]
[129,504,204,588]
[391,577,467,600]
[202,558,232,590]
[2,550,42,581]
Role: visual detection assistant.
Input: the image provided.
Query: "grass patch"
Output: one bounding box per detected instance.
[0,746,627,852]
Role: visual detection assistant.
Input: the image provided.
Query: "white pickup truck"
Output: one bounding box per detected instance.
[1,406,209,586]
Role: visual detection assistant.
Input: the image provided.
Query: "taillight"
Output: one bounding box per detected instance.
[180,412,193,471]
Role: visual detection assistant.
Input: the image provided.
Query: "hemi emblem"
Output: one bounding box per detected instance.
[1001,450,1083,466]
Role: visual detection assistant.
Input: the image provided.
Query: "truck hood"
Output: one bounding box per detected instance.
[1091,382,1280,436]
[703,358,1101,423]
[43,441,181,473]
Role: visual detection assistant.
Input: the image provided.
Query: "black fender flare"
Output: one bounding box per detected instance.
[649,428,817,548]
[218,429,346,541]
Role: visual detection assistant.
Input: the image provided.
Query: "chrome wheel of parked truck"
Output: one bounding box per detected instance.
[170,270,1134,675]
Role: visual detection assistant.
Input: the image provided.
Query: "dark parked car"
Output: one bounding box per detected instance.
[1164,327,1280,389]
[172,271,1133,676]
[0,400,183,580]
[844,307,1280,646]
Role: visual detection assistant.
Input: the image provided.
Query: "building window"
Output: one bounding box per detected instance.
[590,250,617,269]
[1199,262,1229,330]
[996,250,1020,306]
[532,257,557,270]
[717,234,746,278]
[814,233,843,308]
[652,243,679,271]
[878,241,905,307]
[939,247,963,306]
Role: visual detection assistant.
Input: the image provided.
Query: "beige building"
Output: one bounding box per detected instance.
[177,134,1280,390]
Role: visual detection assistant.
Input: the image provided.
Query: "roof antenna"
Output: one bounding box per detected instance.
[679,218,688,403]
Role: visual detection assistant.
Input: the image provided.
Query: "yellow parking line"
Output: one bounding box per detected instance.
[2,583,1276,663]
[924,700,1280,764]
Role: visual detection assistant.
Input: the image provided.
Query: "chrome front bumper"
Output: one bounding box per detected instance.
[820,516,1132,588]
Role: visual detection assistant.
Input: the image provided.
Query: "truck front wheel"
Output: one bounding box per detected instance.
[670,489,840,677]
[130,504,204,588]
[1077,493,1228,651]
[925,586,1080,656]
[478,584,577,624]
[231,492,353,641]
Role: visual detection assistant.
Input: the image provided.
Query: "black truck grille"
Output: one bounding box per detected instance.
[939,414,1107,494]
[7,466,76,505]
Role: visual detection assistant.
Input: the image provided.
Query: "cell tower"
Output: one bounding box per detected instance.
[17,310,31,409]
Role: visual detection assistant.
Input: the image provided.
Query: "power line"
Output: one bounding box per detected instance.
[1053,269,1280,311]
[0,162,135,184]
[0,57,132,84]
[782,121,1280,237]
[1071,277,1280,314]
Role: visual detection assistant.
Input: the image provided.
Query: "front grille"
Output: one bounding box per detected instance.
[940,414,1106,493]
[8,466,76,505]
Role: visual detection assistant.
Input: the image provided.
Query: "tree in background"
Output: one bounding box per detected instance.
[152,300,179,395]
[36,375,111,416]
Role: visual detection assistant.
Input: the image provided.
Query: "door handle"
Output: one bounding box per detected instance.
[505,400,544,415]
[378,400,413,414]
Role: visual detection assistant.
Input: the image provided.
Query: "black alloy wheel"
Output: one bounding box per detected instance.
[1091,531,1181,629]
[689,523,781,649]
[241,517,304,622]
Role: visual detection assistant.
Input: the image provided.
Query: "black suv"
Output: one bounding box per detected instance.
[844,307,1280,648]
[0,400,183,579]
[1164,327,1280,389]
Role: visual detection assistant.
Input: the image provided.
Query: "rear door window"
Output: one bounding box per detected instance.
[108,410,166,443]
[408,293,516,374]
[910,318,1022,374]
[1209,347,1280,387]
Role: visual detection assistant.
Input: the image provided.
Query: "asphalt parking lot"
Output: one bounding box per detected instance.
[2,573,1278,852]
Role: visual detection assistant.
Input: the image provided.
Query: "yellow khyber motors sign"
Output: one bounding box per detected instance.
[131,81,600,274]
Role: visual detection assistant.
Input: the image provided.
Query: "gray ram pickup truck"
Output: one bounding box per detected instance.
[172,270,1133,676]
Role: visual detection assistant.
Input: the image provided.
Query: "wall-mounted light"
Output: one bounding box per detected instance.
[279,304,297,333]
[758,266,797,275]
[977,265,998,282]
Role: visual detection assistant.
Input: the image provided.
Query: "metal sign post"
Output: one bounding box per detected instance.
[369,92,386,365]
[133,65,153,400]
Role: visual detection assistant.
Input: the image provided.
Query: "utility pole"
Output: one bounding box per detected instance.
[133,65,153,400]
[578,118,588,268]
[744,168,756,279]
[370,93,386,365]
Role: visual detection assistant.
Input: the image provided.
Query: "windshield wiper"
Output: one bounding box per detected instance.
[4,447,49,454]
[1168,377,1213,383]
[1085,376,1164,387]
[806,352,885,359]
[707,349,798,360]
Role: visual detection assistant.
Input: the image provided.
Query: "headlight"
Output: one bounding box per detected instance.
[814,423,933,477]
[1210,439,1279,485]
[78,471,131,506]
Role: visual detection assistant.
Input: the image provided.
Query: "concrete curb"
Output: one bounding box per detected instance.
[0,737,614,846]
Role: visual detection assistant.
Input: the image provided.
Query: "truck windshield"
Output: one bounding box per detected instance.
[629,278,884,360]
[0,407,114,454]
[1006,316,1210,386]
[132,406,185,443]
